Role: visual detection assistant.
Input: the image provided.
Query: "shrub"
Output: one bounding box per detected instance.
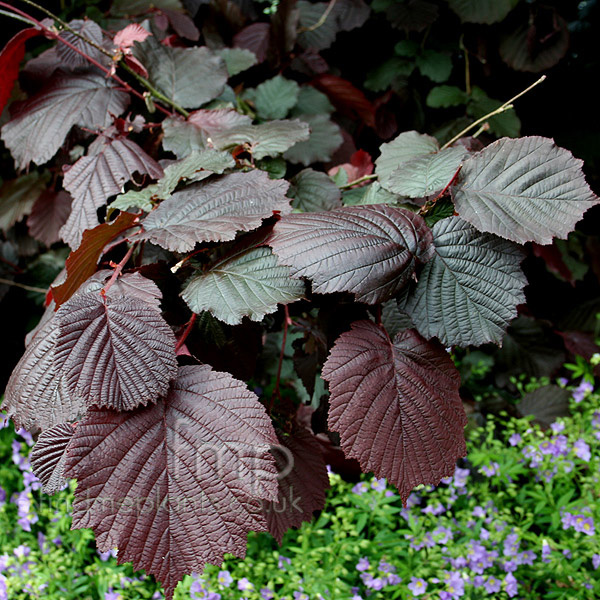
[0,1,598,597]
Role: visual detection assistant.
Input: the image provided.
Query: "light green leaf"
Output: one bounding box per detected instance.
[385,147,465,198]
[289,169,342,212]
[255,75,300,120]
[284,114,343,166]
[291,86,334,116]
[343,182,399,206]
[215,48,257,77]
[182,246,305,325]
[467,87,521,138]
[405,216,527,346]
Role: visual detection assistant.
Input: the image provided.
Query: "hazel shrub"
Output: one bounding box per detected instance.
[0,373,598,600]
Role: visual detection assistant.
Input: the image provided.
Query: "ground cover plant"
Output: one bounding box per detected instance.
[1,372,599,599]
[0,1,599,598]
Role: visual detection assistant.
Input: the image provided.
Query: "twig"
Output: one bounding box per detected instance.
[0,278,47,293]
[299,0,337,33]
[441,75,547,150]
[339,174,378,190]
[0,8,32,24]
[102,243,137,294]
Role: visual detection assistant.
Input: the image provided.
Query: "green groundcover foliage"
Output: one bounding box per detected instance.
[1,368,599,600]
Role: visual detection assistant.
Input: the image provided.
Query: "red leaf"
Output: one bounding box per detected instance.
[327,149,373,184]
[55,291,178,411]
[311,74,376,128]
[234,22,271,63]
[264,427,330,543]
[532,242,575,286]
[113,24,152,52]
[51,211,139,307]
[64,364,278,600]
[27,190,72,246]
[0,28,42,116]
[30,423,76,494]
[323,321,467,505]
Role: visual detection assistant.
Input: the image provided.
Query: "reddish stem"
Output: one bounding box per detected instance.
[175,313,197,353]
[102,243,137,295]
[0,2,174,117]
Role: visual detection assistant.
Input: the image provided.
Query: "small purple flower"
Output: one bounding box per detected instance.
[573,515,595,536]
[407,577,427,596]
[517,550,536,566]
[217,571,233,588]
[562,549,572,558]
[541,540,551,563]
[356,557,370,572]
[508,433,521,447]
[365,577,385,591]
[504,573,518,598]
[592,554,600,569]
[386,574,402,585]
[237,578,254,592]
[260,588,275,600]
[371,477,386,492]
[472,506,486,518]
[293,592,309,600]
[453,467,470,489]
[483,576,501,593]
[377,560,395,573]
[0,414,9,429]
[352,482,369,495]
[480,462,499,477]
[503,533,520,557]
[13,545,30,559]
[572,380,593,403]
[104,591,121,600]
[443,571,465,598]
[592,412,600,428]
[550,421,565,434]
[98,548,117,561]
[471,575,484,588]
[16,428,34,446]
[573,439,591,462]
[278,555,291,569]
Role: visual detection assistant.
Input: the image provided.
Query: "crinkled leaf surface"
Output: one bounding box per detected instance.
[264,427,329,543]
[64,364,278,600]
[27,190,72,246]
[162,109,252,158]
[447,0,517,24]
[182,246,305,325]
[268,205,434,304]
[405,216,526,346]
[30,422,75,495]
[57,20,105,67]
[55,292,178,411]
[1,71,130,169]
[255,75,300,120]
[134,39,227,109]
[289,169,342,212]
[140,171,291,253]
[83,271,163,311]
[376,131,440,189]
[2,316,86,431]
[283,113,343,166]
[61,137,163,249]
[452,137,600,244]
[211,120,310,160]
[385,147,465,198]
[323,321,466,504]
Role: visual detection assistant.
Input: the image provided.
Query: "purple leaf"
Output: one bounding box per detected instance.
[264,427,330,543]
[55,292,178,411]
[27,190,72,246]
[1,71,130,169]
[322,321,467,504]
[30,422,76,494]
[234,22,270,63]
[57,19,106,68]
[0,173,48,233]
[64,364,278,600]
[60,136,163,249]
[268,205,434,304]
[140,170,291,252]
[2,317,86,431]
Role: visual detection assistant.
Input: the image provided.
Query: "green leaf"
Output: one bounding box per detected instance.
[375,131,440,187]
[289,169,342,212]
[182,246,305,325]
[447,0,518,24]
[405,216,527,346]
[426,85,468,108]
[215,48,257,76]
[394,40,419,57]
[257,157,287,179]
[284,114,343,166]
[343,182,400,206]
[384,147,465,198]
[291,86,334,116]
[134,38,227,109]
[0,173,49,232]
[467,87,521,138]
[423,197,455,227]
[365,58,414,92]
[452,136,600,244]
[416,50,452,82]
[211,120,311,160]
[254,75,300,120]
[111,150,235,212]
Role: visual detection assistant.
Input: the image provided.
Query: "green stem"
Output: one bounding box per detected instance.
[299,0,337,33]
[339,174,378,189]
[0,7,33,25]
[440,75,547,150]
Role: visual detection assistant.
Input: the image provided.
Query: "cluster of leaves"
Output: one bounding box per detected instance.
[1,373,599,599]
[0,0,598,598]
